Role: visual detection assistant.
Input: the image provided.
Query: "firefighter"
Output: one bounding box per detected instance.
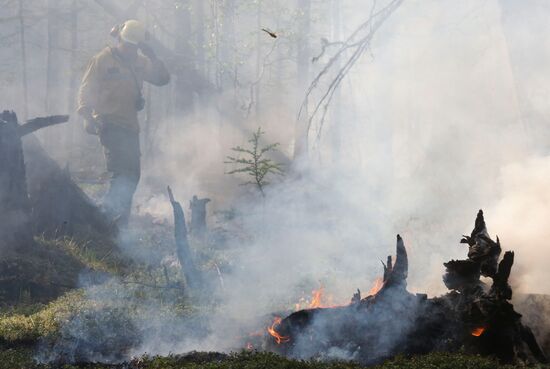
[77,19,170,227]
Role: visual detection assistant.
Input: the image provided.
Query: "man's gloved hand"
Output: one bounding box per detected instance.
[138,42,157,61]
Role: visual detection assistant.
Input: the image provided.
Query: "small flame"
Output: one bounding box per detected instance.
[309,286,324,308]
[246,342,254,350]
[471,327,486,337]
[294,285,349,311]
[268,317,290,344]
[367,277,384,297]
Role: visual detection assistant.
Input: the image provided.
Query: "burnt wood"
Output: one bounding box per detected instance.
[189,195,210,239]
[0,111,32,253]
[167,186,201,290]
[18,114,69,137]
[266,211,548,365]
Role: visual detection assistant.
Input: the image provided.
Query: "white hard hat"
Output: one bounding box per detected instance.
[119,20,146,45]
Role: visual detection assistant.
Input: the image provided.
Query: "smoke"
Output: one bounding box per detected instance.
[128,0,550,359]
[490,156,550,295]
[5,0,549,363]
[36,278,211,364]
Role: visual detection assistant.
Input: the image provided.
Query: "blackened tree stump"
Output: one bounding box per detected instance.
[267,211,548,365]
[0,111,32,254]
[189,195,210,240]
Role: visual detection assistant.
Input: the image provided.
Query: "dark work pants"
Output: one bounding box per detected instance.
[99,123,140,227]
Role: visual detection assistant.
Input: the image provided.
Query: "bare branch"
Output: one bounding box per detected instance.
[297,0,404,149]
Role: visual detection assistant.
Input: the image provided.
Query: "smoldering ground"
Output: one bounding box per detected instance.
[2,0,549,364]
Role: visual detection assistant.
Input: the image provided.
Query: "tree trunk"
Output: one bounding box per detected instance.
[0,111,32,254]
[17,0,28,121]
[255,1,263,118]
[67,0,80,157]
[189,195,210,241]
[45,0,55,114]
[220,0,236,91]
[330,0,343,162]
[293,0,311,160]
[174,0,196,114]
[0,111,69,249]
[296,0,311,91]
[195,0,206,76]
[0,111,103,303]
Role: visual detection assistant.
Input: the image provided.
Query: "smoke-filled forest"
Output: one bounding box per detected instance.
[1,0,550,368]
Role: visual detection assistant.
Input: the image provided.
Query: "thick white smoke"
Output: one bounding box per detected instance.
[10,0,550,362]
[490,156,550,295]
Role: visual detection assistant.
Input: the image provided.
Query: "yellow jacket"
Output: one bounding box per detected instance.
[77,47,170,131]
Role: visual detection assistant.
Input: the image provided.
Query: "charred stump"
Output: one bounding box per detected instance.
[189,195,210,240]
[269,235,426,365]
[0,111,71,250]
[1,109,112,240]
[0,110,90,302]
[167,186,202,290]
[0,111,33,253]
[266,211,547,365]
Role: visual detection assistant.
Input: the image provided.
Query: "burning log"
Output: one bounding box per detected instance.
[265,211,548,365]
[167,186,202,290]
[267,235,422,364]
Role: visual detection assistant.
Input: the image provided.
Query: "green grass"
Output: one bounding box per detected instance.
[0,348,37,369]
[35,235,126,276]
[0,350,544,369]
[2,217,545,369]
[0,290,86,344]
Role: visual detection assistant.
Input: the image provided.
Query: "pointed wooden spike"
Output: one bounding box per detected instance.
[393,234,408,281]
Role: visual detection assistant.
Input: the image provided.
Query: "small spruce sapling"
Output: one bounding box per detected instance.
[225,127,284,196]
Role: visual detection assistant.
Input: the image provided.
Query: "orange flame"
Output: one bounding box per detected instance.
[471,327,486,337]
[309,286,324,308]
[295,284,358,311]
[367,277,384,297]
[268,317,290,344]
